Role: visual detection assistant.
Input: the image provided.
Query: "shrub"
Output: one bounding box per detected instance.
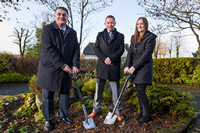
[153,58,197,84]
[0,53,13,74]
[186,65,200,88]
[125,83,197,117]
[72,75,91,90]
[81,78,112,100]
[28,75,42,94]
[10,57,40,76]
[103,82,112,100]
[81,78,96,96]
[0,73,31,83]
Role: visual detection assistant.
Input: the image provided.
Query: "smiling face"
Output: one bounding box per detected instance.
[136,19,145,34]
[54,9,68,28]
[104,17,116,31]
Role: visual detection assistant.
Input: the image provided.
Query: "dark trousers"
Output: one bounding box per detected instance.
[135,84,150,116]
[42,88,70,121]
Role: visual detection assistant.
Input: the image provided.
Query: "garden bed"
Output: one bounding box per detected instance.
[0,94,190,133]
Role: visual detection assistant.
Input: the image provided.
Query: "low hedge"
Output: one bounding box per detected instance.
[153,58,198,84]
[0,73,31,83]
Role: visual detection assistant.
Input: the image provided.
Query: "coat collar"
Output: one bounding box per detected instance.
[52,21,72,33]
[103,28,117,42]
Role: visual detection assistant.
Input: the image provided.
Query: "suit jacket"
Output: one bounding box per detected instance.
[125,30,156,84]
[36,21,80,92]
[94,28,124,81]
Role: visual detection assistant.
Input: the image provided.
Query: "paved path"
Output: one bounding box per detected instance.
[0,83,30,99]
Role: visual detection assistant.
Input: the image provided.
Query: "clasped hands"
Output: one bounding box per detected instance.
[104,57,113,66]
[124,66,135,74]
[61,64,79,74]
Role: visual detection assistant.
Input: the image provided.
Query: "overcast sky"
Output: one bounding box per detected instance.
[0,0,198,57]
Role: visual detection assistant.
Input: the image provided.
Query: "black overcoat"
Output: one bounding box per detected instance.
[94,28,124,81]
[125,30,156,84]
[36,21,80,92]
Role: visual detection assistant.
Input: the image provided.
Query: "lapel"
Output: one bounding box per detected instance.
[103,28,117,45]
[52,21,72,46]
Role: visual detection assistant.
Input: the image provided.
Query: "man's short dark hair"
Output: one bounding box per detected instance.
[105,15,115,22]
[55,7,68,15]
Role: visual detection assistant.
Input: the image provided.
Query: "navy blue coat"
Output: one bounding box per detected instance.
[94,28,124,81]
[36,21,80,92]
[125,31,156,84]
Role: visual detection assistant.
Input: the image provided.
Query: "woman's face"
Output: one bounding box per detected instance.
[136,19,145,33]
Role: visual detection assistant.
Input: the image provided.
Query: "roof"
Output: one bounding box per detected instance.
[191,53,197,57]
[83,42,96,55]
[124,43,129,51]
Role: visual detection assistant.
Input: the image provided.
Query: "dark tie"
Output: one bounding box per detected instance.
[61,29,65,35]
[109,31,112,40]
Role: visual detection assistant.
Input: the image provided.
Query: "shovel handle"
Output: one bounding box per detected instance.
[70,73,89,121]
[111,74,134,118]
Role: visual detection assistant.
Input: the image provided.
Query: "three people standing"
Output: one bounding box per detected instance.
[37,6,155,131]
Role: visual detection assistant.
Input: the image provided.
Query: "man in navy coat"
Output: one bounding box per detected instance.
[88,15,124,121]
[36,7,80,131]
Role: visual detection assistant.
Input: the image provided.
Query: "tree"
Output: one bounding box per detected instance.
[0,0,44,22]
[154,34,162,58]
[137,0,200,55]
[159,42,167,58]
[40,0,113,46]
[167,36,173,58]
[9,27,33,57]
[173,32,184,58]
[25,22,45,57]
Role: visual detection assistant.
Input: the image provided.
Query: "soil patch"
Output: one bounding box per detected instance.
[0,95,182,133]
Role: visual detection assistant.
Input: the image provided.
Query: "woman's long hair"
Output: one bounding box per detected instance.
[134,17,148,44]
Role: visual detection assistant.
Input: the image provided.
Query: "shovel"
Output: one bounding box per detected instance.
[69,73,96,129]
[104,74,135,124]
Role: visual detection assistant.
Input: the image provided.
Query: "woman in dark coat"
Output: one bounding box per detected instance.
[124,17,156,123]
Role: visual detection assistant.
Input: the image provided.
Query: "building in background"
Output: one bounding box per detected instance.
[83,42,129,59]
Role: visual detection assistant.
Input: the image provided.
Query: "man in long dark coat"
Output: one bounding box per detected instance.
[36,7,80,131]
[88,15,124,120]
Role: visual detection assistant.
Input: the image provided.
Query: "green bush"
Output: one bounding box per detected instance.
[125,83,197,117]
[0,53,13,74]
[81,78,112,100]
[28,75,42,94]
[81,78,96,96]
[0,73,31,83]
[186,65,200,87]
[72,75,91,90]
[153,58,197,84]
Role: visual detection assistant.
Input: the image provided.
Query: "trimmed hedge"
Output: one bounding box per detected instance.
[0,73,31,83]
[153,58,198,84]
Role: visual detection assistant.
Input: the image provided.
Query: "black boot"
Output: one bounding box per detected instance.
[134,113,142,122]
[44,120,53,131]
[137,115,152,124]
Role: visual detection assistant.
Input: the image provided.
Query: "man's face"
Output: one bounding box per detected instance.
[54,9,68,28]
[136,19,145,33]
[104,17,116,31]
